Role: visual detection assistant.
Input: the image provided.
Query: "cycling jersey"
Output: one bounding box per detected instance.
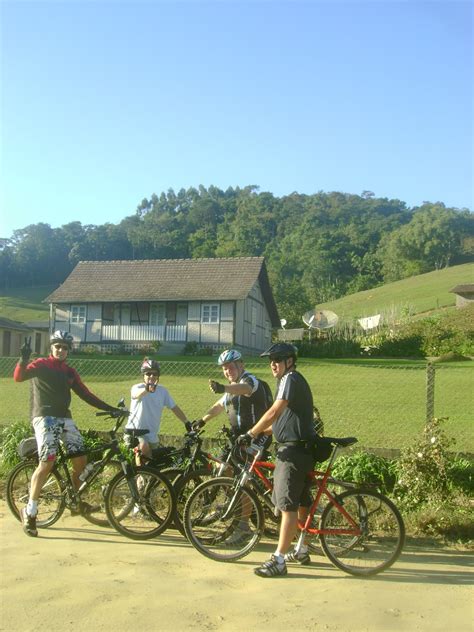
[14,356,115,419]
[219,371,271,433]
[272,370,316,443]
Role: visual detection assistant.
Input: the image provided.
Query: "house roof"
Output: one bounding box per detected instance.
[0,317,31,331]
[25,320,50,330]
[449,284,474,293]
[46,257,280,326]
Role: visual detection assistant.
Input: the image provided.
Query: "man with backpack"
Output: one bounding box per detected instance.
[237,342,318,577]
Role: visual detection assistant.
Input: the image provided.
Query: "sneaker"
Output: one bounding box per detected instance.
[132,504,154,521]
[284,549,311,565]
[226,526,252,546]
[21,508,38,537]
[70,501,100,516]
[254,555,287,578]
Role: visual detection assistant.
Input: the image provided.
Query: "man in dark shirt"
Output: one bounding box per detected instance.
[13,330,117,537]
[240,342,317,577]
[199,349,272,436]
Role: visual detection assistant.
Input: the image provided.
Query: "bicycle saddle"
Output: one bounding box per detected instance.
[325,437,358,448]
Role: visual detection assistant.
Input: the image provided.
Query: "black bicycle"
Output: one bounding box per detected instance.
[124,424,237,534]
[6,403,176,540]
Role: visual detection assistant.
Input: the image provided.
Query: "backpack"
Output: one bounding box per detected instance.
[259,379,274,409]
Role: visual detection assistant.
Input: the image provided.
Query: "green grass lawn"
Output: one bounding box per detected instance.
[2,358,472,452]
[318,262,474,319]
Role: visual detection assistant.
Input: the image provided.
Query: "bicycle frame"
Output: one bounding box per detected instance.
[224,437,361,539]
[132,426,236,477]
[50,413,131,509]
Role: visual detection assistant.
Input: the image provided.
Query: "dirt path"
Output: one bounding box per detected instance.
[0,500,471,632]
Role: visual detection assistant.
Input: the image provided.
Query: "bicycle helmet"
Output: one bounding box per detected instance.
[260,342,297,360]
[140,358,161,375]
[50,330,74,349]
[217,349,242,366]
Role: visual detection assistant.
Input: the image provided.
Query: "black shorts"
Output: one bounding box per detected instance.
[272,446,314,512]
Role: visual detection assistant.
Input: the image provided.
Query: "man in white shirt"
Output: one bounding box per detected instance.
[126,358,191,461]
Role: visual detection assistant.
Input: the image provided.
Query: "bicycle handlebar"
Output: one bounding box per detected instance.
[95,409,130,418]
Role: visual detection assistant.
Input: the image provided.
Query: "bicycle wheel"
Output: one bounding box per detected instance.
[104,466,176,540]
[172,468,214,535]
[80,460,122,527]
[183,477,264,562]
[6,460,65,527]
[319,489,405,576]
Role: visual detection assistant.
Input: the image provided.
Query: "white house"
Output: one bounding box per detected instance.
[45,257,280,354]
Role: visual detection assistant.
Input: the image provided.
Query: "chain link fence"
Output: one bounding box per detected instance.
[1,357,472,453]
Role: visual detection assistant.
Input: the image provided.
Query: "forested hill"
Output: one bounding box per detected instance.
[1,186,472,326]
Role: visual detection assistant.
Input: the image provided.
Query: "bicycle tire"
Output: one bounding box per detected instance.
[172,468,214,535]
[6,460,65,527]
[183,477,264,562]
[319,489,405,576]
[79,460,123,527]
[104,466,176,540]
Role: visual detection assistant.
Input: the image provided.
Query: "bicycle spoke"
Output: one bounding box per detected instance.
[105,467,176,540]
[319,490,405,576]
[183,477,263,562]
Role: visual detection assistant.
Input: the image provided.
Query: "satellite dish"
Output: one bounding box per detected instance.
[280,318,287,329]
[358,314,381,331]
[302,309,339,330]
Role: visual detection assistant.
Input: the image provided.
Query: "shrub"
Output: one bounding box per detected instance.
[447,456,474,495]
[394,417,456,510]
[0,419,32,470]
[196,346,214,356]
[403,498,474,540]
[331,450,397,495]
[183,341,199,355]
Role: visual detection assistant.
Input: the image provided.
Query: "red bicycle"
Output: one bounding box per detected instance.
[183,437,405,577]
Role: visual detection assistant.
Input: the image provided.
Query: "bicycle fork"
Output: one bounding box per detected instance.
[221,471,250,520]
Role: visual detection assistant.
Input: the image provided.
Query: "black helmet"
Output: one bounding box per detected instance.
[50,330,74,349]
[141,358,161,375]
[260,342,297,361]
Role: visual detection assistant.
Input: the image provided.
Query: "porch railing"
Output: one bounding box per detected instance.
[101,324,186,342]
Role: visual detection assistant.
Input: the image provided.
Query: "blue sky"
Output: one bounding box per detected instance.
[1,0,472,239]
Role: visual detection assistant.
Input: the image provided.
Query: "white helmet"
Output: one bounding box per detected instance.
[50,330,74,348]
[217,349,242,366]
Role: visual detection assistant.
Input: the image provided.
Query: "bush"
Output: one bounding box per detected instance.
[331,450,397,495]
[297,339,362,358]
[403,498,474,540]
[394,417,457,511]
[447,457,474,495]
[183,341,199,355]
[0,419,32,470]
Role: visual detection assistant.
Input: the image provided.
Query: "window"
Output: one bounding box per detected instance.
[251,306,257,334]
[150,303,166,326]
[201,303,219,324]
[71,305,86,324]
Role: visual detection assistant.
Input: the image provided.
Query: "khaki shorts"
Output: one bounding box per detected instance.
[33,416,85,462]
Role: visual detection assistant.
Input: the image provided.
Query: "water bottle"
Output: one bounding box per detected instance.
[79,463,95,482]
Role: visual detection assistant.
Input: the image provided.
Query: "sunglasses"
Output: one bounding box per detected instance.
[144,372,158,377]
[52,344,69,351]
[269,356,286,364]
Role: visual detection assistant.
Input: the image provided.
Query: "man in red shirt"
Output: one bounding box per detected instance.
[14,330,117,537]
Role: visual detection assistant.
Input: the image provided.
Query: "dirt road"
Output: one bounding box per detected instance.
[0,500,471,632]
